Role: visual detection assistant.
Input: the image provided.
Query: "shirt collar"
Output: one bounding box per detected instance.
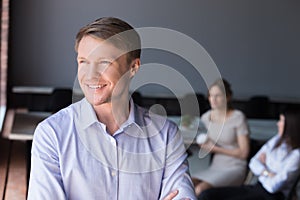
[79,97,168,138]
[80,98,99,130]
[123,98,135,127]
[79,98,138,131]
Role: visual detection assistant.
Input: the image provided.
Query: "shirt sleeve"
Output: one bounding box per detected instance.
[249,135,300,194]
[261,150,300,193]
[159,123,197,200]
[200,111,210,128]
[235,111,249,136]
[249,136,277,176]
[27,122,67,200]
[249,149,266,176]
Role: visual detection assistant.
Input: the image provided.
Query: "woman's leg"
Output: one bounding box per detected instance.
[191,177,200,186]
[194,181,213,196]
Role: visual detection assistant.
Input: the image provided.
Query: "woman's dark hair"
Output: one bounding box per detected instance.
[274,108,300,150]
[208,78,233,110]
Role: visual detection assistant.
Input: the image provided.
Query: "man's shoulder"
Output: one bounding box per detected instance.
[41,100,82,125]
[34,100,83,142]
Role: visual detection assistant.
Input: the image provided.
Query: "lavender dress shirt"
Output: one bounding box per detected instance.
[28,98,196,200]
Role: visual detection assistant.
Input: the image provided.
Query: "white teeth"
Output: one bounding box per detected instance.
[88,84,105,89]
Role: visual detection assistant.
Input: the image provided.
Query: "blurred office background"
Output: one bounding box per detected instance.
[7,0,300,102]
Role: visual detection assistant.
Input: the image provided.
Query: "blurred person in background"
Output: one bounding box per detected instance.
[192,78,250,196]
[199,108,300,200]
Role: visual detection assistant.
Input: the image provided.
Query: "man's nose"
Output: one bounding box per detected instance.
[86,63,107,78]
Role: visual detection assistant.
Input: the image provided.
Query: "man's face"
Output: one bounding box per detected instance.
[77,35,137,107]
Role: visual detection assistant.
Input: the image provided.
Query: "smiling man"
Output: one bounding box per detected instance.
[27,17,196,200]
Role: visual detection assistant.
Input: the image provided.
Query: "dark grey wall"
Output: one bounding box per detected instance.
[8,0,300,102]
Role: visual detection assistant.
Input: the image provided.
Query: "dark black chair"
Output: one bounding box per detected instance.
[245,96,271,119]
[27,94,51,111]
[285,171,300,200]
[247,139,264,163]
[245,168,300,199]
[131,91,143,106]
[47,88,73,113]
[244,139,265,184]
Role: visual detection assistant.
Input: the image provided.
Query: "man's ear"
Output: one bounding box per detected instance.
[129,58,140,78]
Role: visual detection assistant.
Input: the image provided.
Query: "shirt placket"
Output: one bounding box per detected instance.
[107,134,119,200]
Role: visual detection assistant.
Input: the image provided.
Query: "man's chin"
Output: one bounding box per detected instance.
[85,95,108,106]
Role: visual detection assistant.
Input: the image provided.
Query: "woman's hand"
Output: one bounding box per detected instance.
[199,134,249,160]
[259,153,276,178]
[200,140,215,153]
[259,153,266,164]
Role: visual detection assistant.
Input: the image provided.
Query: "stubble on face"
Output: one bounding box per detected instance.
[77,36,131,107]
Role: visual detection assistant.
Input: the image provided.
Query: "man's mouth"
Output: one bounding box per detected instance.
[87,84,106,89]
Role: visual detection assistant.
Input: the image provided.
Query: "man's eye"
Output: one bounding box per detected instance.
[78,60,87,64]
[100,61,112,65]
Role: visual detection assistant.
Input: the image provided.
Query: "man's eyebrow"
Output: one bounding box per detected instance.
[77,56,116,62]
[77,56,86,60]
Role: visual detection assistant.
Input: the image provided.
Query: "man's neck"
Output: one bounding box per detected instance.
[94,97,130,135]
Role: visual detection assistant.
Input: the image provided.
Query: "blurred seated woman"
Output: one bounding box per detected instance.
[192,78,250,196]
[199,108,300,200]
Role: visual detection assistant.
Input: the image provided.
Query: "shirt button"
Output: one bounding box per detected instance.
[111,171,116,176]
[110,137,115,144]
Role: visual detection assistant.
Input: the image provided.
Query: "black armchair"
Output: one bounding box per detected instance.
[47,88,72,113]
